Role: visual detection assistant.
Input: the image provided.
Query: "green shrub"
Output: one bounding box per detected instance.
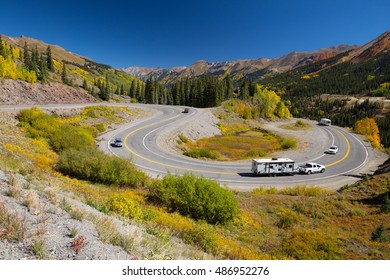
[18,108,146,187]
[49,124,95,152]
[281,138,297,149]
[183,222,217,253]
[58,148,146,187]
[183,148,220,160]
[178,134,189,144]
[18,108,95,153]
[245,149,267,158]
[151,173,239,224]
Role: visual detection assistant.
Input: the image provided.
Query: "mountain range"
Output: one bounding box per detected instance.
[120,45,356,83]
[121,29,390,84]
[1,29,389,94]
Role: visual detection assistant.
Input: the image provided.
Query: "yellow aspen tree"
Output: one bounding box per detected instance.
[354,118,381,148]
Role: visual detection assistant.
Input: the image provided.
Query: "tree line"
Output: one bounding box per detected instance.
[140,75,234,107]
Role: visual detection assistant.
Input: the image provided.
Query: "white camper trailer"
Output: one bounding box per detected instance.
[251,158,295,176]
[319,118,331,126]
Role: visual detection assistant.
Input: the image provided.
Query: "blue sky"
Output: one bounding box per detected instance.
[1,0,389,68]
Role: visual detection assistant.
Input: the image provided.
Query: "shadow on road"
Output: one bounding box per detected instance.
[237,172,295,177]
[237,172,257,177]
[341,173,367,179]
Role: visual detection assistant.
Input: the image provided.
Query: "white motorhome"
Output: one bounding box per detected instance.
[319,118,331,126]
[251,158,295,176]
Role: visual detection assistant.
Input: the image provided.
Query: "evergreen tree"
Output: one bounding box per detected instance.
[61,63,68,84]
[103,73,110,100]
[144,77,154,104]
[23,42,31,70]
[130,80,137,98]
[226,76,233,99]
[30,46,39,73]
[381,193,390,214]
[46,45,54,71]
[38,54,48,82]
[239,81,250,101]
[82,79,88,90]
[0,35,4,57]
[371,224,388,242]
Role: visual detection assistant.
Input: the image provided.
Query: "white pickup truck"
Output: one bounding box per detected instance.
[299,162,325,174]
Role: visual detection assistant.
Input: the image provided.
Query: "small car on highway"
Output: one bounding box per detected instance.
[182,108,189,113]
[299,162,325,174]
[327,145,339,154]
[112,137,123,147]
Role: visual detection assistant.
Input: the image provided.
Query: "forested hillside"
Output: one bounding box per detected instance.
[256,31,390,148]
[0,35,144,102]
[260,50,390,97]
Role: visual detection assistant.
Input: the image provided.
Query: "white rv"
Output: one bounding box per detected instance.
[251,158,295,176]
[319,118,331,126]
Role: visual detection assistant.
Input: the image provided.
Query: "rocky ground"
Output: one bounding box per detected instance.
[156,108,222,156]
[0,170,132,260]
[0,79,98,105]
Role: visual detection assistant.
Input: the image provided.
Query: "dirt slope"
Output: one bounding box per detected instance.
[0,79,98,105]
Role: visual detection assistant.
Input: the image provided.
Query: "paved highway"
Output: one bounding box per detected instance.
[103,104,376,190]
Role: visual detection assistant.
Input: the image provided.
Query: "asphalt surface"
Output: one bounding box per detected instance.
[104,104,376,190]
[0,102,381,190]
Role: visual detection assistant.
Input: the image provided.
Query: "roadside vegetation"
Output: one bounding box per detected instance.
[181,98,296,161]
[0,107,389,260]
[354,117,381,148]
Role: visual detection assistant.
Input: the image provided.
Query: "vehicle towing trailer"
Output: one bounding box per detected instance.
[251,158,295,176]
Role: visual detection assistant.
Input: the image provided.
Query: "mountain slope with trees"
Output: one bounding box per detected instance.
[0,35,144,104]
[258,30,390,148]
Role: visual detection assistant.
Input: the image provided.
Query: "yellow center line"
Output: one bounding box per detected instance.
[325,127,350,168]
[123,113,236,175]
[123,115,350,174]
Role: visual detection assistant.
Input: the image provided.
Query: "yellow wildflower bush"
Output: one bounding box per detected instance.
[106,193,142,221]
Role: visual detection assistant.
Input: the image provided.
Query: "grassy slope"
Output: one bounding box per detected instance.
[0,107,389,260]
